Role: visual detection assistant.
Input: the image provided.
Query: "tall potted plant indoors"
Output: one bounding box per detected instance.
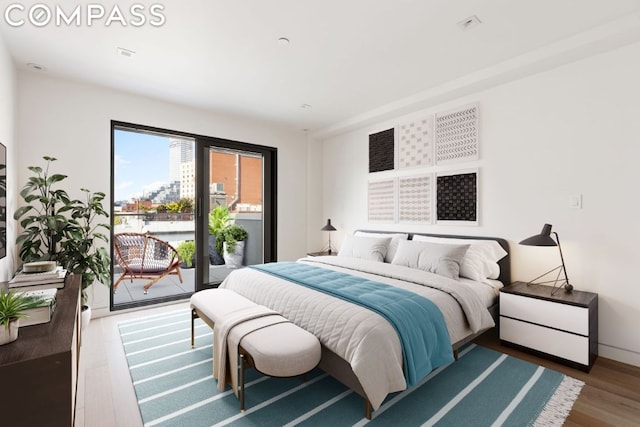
[14,157,111,329]
[14,156,74,263]
[208,205,230,265]
[58,188,111,326]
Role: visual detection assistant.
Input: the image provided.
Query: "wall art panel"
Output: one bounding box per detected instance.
[436,170,478,224]
[369,128,395,173]
[398,174,433,224]
[435,103,479,164]
[398,116,433,169]
[368,179,396,223]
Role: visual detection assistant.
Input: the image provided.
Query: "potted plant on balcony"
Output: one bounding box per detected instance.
[208,205,230,265]
[14,156,110,329]
[0,289,43,345]
[218,224,248,268]
[176,240,196,268]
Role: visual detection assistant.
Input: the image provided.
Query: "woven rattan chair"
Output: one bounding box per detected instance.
[113,232,183,294]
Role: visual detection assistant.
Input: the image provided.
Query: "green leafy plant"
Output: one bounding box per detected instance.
[208,205,230,236]
[14,156,73,261]
[0,289,43,328]
[14,157,111,303]
[176,240,196,268]
[219,224,248,254]
[58,189,111,302]
[178,198,194,213]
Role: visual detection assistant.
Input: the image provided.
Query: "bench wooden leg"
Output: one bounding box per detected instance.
[191,309,197,348]
[239,353,246,412]
[365,398,372,420]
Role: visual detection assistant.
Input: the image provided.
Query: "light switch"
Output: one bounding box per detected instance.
[568,194,582,209]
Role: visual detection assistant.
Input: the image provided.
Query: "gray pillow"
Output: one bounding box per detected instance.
[354,231,409,262]
[337,235,391,262]
[391,240,470,279]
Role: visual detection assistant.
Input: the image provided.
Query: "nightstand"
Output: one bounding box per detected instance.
[306,251,337,257]
[499,281,598,372]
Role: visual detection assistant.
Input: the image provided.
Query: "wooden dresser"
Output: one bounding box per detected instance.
[0,274,82,427]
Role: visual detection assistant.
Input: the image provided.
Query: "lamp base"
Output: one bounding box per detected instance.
[525,265,573,296]
[322,243,335,254]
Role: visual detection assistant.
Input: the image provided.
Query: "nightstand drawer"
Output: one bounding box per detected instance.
[500,292,589,335]
[500,317,589,365]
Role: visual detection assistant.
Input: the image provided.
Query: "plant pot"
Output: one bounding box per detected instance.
[0,319,19,345]
[81,305,92,337]
[180,257,196,269]
[208,234,225,265]
[223,241,245,269]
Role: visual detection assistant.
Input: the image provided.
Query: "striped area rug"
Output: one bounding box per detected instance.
[119,310,584,427]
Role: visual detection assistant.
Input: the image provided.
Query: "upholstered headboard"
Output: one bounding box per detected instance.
[354,230,511,286]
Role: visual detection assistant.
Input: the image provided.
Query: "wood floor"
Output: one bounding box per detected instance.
[76,302,640,426]
[475,329,640,426]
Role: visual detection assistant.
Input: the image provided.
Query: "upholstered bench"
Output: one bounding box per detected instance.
[190,289,321,411]
[190,288,256,347]
[235,320,320,410]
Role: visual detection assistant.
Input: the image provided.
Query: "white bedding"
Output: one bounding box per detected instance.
[219,256,495,410]
[457,277,503,308]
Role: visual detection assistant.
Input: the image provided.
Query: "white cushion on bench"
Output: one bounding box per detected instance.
[240,321,321,377]
[190,288,256,326]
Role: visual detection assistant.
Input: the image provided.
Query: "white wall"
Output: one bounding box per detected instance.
[16,72,309,316]
[0,34,16,282]
[317,41,640,367]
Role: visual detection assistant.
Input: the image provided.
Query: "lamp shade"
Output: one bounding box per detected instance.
[321,219,336,231]
[519,224,557,247]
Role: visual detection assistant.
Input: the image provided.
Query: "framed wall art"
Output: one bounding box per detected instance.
[435,103,479,165]
[367,178,396,223]
[0,142,6,259]
[368,128,395,173]
[436,169,478,225]
[398,116,434,169]
[398,174,433,224]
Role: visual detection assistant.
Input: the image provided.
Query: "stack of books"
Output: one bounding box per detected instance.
[8,265,67,292]
[15,288,58,326]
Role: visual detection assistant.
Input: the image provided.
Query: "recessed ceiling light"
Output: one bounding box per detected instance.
[117,47,136,58]
[457,15,481,31]
[277,37,290,46]
[26,62,47,72]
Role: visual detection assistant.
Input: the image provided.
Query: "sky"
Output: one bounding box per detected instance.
[113,129,171,202]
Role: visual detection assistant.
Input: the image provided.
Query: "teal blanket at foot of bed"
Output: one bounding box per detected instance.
[250,262,454,386]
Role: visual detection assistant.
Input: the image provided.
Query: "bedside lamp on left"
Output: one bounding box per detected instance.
[321,219,337,254]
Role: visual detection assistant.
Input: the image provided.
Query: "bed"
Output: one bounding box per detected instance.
[219,231,510,418]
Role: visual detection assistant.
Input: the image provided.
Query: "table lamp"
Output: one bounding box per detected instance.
[321,219,337,254]
[519,223,573,295]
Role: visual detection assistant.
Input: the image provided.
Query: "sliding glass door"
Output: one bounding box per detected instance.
[111,122,277,310]
[111,125,196,309]
[195,139,277,290]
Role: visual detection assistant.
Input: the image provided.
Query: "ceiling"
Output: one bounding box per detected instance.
[1,0,640,134]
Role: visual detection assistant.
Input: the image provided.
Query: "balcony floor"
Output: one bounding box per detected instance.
[112,265,234,306]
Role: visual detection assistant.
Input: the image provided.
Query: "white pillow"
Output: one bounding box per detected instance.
[391,240,469,279]
[337,235,391,262]
[411,235,507,282]
[354,231,409,262]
